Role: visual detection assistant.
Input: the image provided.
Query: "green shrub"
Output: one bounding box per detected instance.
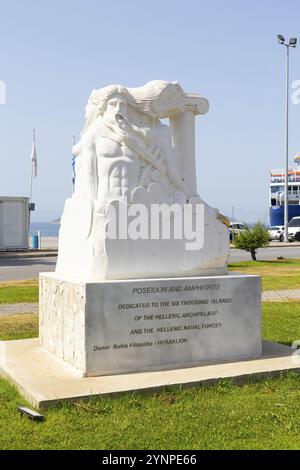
[233,222,269,261]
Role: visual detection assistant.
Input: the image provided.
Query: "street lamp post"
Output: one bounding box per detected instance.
[277,34,297,242]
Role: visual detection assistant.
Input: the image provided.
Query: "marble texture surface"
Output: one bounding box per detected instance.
[39,275,86,371]
[40,272,261,377]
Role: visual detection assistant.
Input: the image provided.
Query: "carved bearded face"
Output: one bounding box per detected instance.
[104,94,128,123]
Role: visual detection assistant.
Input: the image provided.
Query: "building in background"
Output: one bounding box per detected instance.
[269,154,300,226]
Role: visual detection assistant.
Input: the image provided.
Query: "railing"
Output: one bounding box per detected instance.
[271,192,300,205]
[271,177,300,183]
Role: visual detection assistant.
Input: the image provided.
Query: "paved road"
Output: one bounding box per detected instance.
[0,256,57,281]
[229,245,300,262]
[0,246,300,281]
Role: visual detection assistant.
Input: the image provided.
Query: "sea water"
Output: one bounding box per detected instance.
[30,222,60,237]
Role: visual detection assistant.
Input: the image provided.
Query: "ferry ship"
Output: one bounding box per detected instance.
[269,154,300,226]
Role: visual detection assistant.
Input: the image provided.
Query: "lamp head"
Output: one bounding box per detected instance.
[289,37,297,47]
[277,34,285,44]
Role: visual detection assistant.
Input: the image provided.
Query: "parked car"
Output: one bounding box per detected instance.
[229,223,247,241]
[288,216,300,242]
[268,226,284,242]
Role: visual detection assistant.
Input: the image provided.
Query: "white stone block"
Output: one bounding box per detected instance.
[55,80,229,281]
[39,272,261,377]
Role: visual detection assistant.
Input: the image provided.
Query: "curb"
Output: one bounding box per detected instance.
[230,243,300,249]
[0,251,57,259]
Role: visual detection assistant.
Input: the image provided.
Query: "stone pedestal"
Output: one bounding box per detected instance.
[40,273,261,377]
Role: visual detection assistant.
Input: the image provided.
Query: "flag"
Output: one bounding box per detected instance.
[31,139,37,178]
[72,155,76,190]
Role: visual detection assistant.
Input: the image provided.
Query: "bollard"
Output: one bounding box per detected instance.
[32,234,39,249]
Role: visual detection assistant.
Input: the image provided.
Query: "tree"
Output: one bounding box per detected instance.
[233,222,269,261]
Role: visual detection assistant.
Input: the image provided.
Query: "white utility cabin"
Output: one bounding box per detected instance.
[0,197,29,250]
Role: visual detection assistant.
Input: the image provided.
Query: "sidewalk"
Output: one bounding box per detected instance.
[1,288,300,316]
[262,289,300,302]
[268,242,300,247]
[0,237,58,258]
[0,303,39,316]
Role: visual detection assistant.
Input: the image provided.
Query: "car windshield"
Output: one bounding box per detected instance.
[288,219,300,228]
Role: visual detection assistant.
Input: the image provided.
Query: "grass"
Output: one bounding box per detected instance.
[0,262,299,449]
[0,314,38,340]
[0,279,38,304]
[0,373,299,450]
[0,301,299,449]
[262,302,300,346]
[229,258,300,291]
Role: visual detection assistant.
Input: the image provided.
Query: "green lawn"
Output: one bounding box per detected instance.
[0,262,300,449]
[0,280,38,303]
[0,372,299,450]
[0,314,38,340]
[262,302,300,346]
[0,300,299,449]
[229,258,300,291]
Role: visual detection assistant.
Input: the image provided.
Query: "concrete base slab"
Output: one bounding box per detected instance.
[0,338,299,409]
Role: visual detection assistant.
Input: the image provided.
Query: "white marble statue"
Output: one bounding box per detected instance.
[56,80,229,280]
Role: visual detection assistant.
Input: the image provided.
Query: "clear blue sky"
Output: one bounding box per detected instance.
[1,0,300,222]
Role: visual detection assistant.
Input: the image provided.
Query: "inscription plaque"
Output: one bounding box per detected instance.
[40,273,261,376]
